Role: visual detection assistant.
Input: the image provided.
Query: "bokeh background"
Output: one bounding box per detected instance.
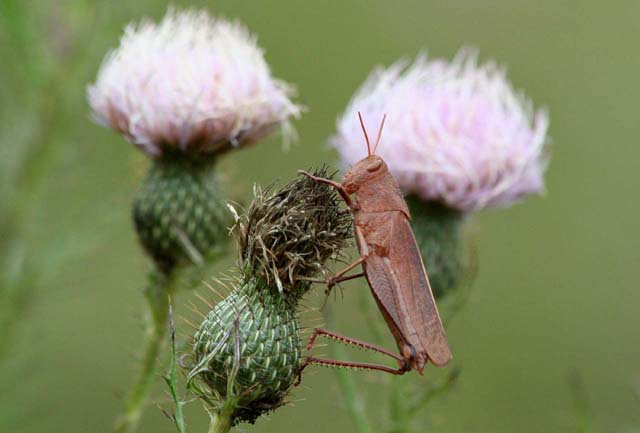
[1,1,639,433]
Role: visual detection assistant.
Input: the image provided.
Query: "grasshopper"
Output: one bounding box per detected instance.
[299,113,451,376]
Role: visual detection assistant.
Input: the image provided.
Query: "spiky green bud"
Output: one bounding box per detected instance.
[406,196,468,299]
[132,152,229,272]
[190,278,304,424]
[187,169,351,425]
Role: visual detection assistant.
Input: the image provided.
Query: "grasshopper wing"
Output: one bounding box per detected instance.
[388,212,452,367]
[361,250,406,347]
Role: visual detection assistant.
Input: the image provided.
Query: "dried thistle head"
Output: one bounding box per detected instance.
[187,168,352,425]
[236,167,352,293]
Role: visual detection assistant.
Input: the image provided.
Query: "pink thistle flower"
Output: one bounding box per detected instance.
[88,8,302,157]
[332,48,549,212]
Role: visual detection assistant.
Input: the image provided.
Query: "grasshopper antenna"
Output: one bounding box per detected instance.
[358,111,372,156]
[372,114,387,155]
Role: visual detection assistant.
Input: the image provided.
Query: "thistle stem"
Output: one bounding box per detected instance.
[208,413,232,433]
[389,378,410,433]
[114,272,172,433]
[165,301,186,433]
[333,358,373,433]
[208,403,234,433]
[327,311,373,433]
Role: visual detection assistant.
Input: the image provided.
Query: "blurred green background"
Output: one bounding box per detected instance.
[1,1,639,432]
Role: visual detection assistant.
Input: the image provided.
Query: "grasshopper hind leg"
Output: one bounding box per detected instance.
[296,328,411,384]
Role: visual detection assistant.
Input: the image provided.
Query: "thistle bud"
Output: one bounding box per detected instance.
[332,48,549,297]
[87,8,302,272]
[131,152,227,271]
[405,197,465,298]
[187,168,351,425]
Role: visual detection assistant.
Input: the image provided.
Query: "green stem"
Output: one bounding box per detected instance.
[327,310,373,433]
[208,404,234,433]
[333,361,373,433]
[389,379,410,433]
[114,272,172,433]
[407,366,461,416]
[165,300,186,433]
[569,373,596,433]
[0,36,66,360]
[0,1,99,361]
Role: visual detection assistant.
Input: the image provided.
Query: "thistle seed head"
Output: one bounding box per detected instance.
[237,167,352,294]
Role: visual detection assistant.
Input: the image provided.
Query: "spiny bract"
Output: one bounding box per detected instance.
[132,152,228,272]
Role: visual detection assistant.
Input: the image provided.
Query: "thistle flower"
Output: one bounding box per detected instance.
[88,8,301,157]
[88,9,304,432]
[187,169,351,427]
[88,8,302,272]
[332,48,550,297]
[332,48,548,213]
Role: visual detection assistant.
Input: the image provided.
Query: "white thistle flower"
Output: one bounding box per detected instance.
[88,8,302,157]
[332,48,549,212]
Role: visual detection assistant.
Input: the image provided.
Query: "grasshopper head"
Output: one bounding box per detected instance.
[343,155,388,194]
[343,112,389,194]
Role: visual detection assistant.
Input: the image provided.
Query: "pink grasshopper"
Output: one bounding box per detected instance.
[299,113,451,376]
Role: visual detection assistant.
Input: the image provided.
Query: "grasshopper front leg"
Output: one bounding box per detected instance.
[297,256,367,294]
[324,256,367,294]
[298,170,354,208]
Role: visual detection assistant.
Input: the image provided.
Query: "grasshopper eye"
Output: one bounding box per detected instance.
[367,159,383,172]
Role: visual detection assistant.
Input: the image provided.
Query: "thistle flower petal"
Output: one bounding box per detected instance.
[332,48,549,212]
[88,8,302,156]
